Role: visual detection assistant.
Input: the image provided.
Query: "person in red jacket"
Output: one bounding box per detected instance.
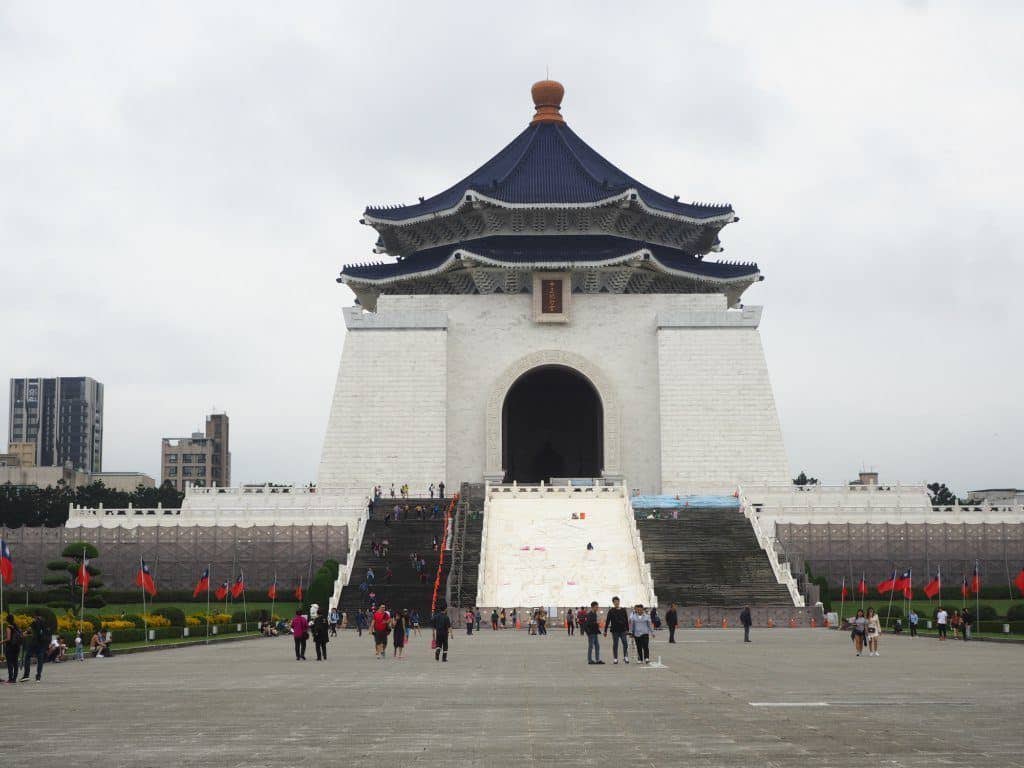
[290,609,309,661]
[372,604,392,659]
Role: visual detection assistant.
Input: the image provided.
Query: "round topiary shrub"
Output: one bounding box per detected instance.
[153,606,186,626]
[83,594,106,609]
[20,606,58,632]
[1006,604,1024,622]
[973,603,998,621]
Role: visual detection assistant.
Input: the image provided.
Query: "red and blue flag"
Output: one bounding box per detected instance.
[135,558,157,596]
[193,567,210,598]
[0,539,13,585]
[230,572,245,599]
[215,580,229,600]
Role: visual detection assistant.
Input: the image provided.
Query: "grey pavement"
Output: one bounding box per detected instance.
[4,626,1023,767]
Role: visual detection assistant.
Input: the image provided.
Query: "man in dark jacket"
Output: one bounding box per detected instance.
[603,596,630,664]
[433,601,453,662]
[585,601,604,665]
[665,603,679,644]
[21,612,49,682]
[739,606,752,643]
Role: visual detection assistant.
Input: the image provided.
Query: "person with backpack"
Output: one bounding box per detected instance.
[372,603,392,659]
[21,611,50,682]
[4,612,22,683]
[433,601,453,662]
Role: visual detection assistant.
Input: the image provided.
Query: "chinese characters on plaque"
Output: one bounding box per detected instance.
[532,272,570,323]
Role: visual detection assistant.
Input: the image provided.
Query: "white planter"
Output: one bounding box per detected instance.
[183,627,189,637]
[212,625,218,635]
[148,629,155,641]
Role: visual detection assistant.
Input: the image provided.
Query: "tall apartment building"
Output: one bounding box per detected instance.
[161,412,230,491]
[8,377,104,472]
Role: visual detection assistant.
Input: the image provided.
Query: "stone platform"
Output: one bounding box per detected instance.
[6,627,1023,767]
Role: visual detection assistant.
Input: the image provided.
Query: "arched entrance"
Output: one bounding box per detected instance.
[501,366,603,483]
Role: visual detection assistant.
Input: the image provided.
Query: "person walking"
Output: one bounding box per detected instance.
[908,609,919,638]
[665,603,679,644]
[851,608,867,656]
[311,611,330,661]
[629,604,653,664]
[739,605,752,643]
[866,608,882,656]
[499,608,507,629]
[492,609,500,631]
[650,606,662,632]
[584,601,604,665]
[603,596,630,664]
[565,609,574,636]
[393,610,408,659]
[4,612,22,683]
[433,601,453,662]
[960,607,972,641]
[21,612,49,682]
[411,609,422,637]
[438,481,445,499]
[373,603,392,659]
[936,606,949,640]
[291,609,309,661]
[328,607,340,637]
[537,611,547,636]
[465,609,474,636]
[355,609,367,637]
[429,483,435,499]
[475,609,482,632]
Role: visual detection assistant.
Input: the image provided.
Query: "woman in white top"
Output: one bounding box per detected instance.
[865,608,882,656]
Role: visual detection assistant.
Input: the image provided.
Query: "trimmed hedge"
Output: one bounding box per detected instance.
[153,606,186,626]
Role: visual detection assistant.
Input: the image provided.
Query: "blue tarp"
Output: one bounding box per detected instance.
[630,495,739,510]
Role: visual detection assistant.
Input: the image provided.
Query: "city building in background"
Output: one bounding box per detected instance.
[0,465,153,491]
[7,376,104,472]
[161,412,230,491]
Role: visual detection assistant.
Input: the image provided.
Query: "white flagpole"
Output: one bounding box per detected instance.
[884,568,897,631]
[205,564,211,646]
[79,546,87,634]
[140,558,149,642]
[270,572,277,633]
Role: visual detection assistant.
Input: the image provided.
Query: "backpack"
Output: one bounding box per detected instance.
[7,623,23,648]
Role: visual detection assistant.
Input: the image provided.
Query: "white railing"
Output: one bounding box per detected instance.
[621,480,658,606]
[186,484,325,497]
[330,512,368,611]
[738,485,804,607]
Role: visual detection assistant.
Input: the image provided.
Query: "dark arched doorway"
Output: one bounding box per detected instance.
[502,365,603,483]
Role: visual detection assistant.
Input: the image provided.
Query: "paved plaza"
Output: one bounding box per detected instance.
[6,627,1023,767]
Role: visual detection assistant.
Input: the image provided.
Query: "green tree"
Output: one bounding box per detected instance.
[927,482,958,506]
[793,471,818,486]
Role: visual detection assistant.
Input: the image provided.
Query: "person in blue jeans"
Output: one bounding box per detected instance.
[603,596,630,664]
[21,613,49,682]
[584,601,604,665]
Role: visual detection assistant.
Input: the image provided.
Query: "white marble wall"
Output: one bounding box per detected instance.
[316,293,790,496]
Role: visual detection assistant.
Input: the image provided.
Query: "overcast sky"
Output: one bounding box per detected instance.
[2,2,1021,494]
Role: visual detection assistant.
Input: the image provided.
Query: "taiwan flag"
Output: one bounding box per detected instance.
[856,574,867,596]
[135,558,157,596]
[76,557,91,593]
[230,572,245,598]
[877,570,897,594]
[1014,567,1024,598]
[267,579,278,600]
[0,539,13,585]
[215,580,229,600]
[960,577,969,598]
[970,564,981,595]
[895,569,912,599]
[193,567,210,598]
[840,577,848,600]
[923,569,941,599]
[294,584,303,601]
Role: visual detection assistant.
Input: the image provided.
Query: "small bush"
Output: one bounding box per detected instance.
[973,604,998,621]
[1006,604,1024,622]
[153,606,186,626]
[139,614,171,627]
[101,620,136,630]
[185,617,202,627]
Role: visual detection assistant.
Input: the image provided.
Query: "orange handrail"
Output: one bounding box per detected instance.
[430,493,460,614]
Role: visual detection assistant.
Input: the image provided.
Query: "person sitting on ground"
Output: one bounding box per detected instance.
[90,630,108,658]
[46,635,61,663]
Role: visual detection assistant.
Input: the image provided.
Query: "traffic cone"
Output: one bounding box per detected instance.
[810,617,817,628]
[767,618,774,628]
[721,618,728,628]
[788,617,797,628]
[695,617,703,628]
